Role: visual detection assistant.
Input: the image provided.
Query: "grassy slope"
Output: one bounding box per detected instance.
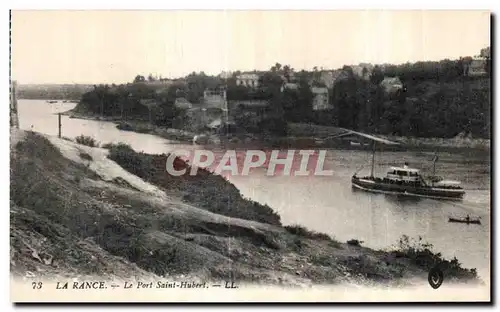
[10,130,480,286]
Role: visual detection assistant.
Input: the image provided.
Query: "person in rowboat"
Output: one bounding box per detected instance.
[466,214,470,222]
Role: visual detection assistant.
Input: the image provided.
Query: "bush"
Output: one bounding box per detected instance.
[284,224,332,241]
[106,143,282,226]
[107,143,157,180]
[347,239,363,247]
[309,254,335,267]
[116,122,135,132]
[101,142,114,149]
[75,135,99,147]
[392,235,478,281]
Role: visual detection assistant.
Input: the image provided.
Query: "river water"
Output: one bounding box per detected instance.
[17,100,491,281]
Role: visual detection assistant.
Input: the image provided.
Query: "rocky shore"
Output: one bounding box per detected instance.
[288,123,491,151]
[62,110,198,143]
[62,109,490,151]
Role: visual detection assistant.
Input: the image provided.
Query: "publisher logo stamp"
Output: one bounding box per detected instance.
[428,266,444,289]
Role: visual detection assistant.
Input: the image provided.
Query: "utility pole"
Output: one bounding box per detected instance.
[58,113,62,138]
[149,105,152,126]
[99,86,104,118]
[222,88,228,124]
[370,141,376,178]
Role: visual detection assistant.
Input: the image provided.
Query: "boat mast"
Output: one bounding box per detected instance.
[370,141,376,178]
[432,150,438,176]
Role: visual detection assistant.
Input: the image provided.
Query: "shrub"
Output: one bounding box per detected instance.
[392,235,478,281]
[116,122,134,131]
[284,224,332,241]
[107,143,156,180]
[75,135,99,147]
[106,144,281,225]
[347,239,363,247]
[101,142,114,149]
[309,254,335,267]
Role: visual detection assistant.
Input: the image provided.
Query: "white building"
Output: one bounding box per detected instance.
[280,82,299,92]
[203,89,226,109]
[311,87,331,111]
[236,73,260,88]
[174,97,193,109]
[380,77,404,94]
[467,57,488,77]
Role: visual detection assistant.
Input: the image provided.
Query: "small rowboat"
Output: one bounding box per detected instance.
[448,217,481,225]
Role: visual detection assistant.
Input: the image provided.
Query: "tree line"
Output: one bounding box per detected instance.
[16,84,93,100]
[76,48,490,139]
[77,83,184,128]
[329,56,490,138]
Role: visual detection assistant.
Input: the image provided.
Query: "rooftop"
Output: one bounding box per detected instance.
[380,77,403,86]
[237,73,260,79]
[389,166,420,173]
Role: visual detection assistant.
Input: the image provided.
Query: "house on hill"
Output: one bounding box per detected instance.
[466,57,488,77]
[174,97,193,109]
[311,87,331,111]
[280,82,299,92]
[236,73,260,88]
[203,89,226,109]
[380,77,404,94]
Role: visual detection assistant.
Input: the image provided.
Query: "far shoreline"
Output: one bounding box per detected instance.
[54,106,491,154]
[12,94,486,153]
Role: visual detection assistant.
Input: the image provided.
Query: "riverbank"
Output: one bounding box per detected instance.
[62,110,197,143]
[288,123,491,151]
[62,109,490,152]
[10,129,481,287]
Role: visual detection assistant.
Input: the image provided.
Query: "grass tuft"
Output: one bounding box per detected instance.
[75,135,99,147]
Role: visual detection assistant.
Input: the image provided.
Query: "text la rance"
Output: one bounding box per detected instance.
[56,281,107,289]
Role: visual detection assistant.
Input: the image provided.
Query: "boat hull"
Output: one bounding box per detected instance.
[351,176,465,200]
[448,218,480,225]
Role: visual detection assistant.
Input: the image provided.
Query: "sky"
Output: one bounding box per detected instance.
[11,10,491,84]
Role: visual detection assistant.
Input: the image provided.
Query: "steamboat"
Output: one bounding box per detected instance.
[351,165,465,200]
[350,131,465,200]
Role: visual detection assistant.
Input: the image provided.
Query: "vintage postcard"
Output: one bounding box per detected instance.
[9,10,491,303]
